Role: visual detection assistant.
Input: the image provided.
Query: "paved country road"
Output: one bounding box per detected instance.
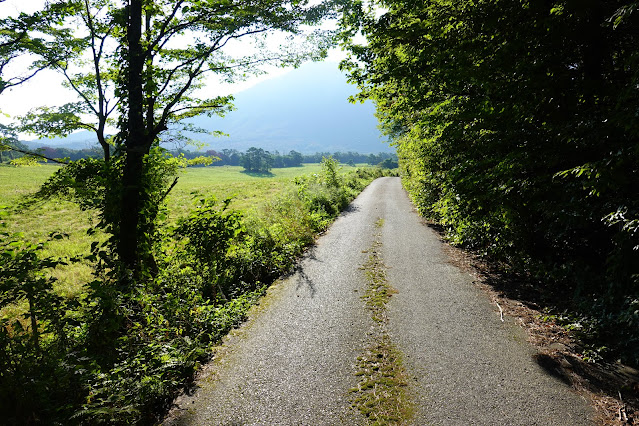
[164,177,594,425]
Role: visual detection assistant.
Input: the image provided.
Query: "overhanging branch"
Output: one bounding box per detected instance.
[170,104,225,114]
[2,144,69,164]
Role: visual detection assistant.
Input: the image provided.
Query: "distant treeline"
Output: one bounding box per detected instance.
[194,148,397,168]
[0,141,105,163]
[1,143,397,169]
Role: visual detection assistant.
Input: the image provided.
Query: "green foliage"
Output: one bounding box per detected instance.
[0,6,69,94]
[75,286,264,424]
[186,156,218,167]
[320,156,341,188]
[33,157,114,211]
[341,0,639,364]
[240,147,274,173]
[8,156,42,167]
[0,162,386,424]
[0,231,84,423]
[0,232,68,349]
[378,158,398,169]
[173,198,245,301]
[19,103,95,137]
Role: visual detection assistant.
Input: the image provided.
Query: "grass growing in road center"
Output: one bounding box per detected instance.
[351,217,413,425]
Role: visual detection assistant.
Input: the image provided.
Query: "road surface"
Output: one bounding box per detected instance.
[165,177,593,425]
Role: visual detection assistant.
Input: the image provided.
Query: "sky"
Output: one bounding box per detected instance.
[0,0,350,127]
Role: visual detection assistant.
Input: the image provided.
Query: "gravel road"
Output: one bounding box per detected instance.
[165,177,594,425]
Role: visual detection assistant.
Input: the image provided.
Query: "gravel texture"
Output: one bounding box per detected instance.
[164,177,594,425]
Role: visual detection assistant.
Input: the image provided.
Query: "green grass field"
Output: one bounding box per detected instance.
[0,163,328,314]
[166,164,324,217]
[0,163,329,234]
[0,163,326,211]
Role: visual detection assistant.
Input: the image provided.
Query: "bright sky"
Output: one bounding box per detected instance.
[0,0,348,130]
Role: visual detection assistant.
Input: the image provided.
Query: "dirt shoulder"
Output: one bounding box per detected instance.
[432,222,639,425]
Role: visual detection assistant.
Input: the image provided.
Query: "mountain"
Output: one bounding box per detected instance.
[183,61,390,153]
[23,130,102,151]
[23,61,391,154]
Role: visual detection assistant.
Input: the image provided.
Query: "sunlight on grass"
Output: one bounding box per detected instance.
[0,163,326,310]
[167,164,324,219]
[0,164,62,205]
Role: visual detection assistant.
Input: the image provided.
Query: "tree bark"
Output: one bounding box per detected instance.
[119,0,147,274]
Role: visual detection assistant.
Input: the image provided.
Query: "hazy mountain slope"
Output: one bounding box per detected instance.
[23,131,100,151]
[24,61,390,154]
[185,61,389,153]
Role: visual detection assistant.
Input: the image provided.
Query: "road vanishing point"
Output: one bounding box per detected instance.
[165,177,594,425]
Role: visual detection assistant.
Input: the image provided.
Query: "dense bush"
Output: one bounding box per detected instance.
[341,0,639,364]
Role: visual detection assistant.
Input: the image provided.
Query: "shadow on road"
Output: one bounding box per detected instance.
[533,353,572,385]
[424,221,639,420]
[341,204,360,216]
[294,247,322,297]
[296,268,316,297]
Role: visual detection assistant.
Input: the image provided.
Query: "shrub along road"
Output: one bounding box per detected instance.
[164,177,593,425]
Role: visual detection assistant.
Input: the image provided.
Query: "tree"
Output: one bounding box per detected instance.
[3,0,334,277]
[222,148,242,165]
[241,146,273,173]
[287,150,304,167]
[378,157,397,169]
[117,0,332,275]
[0,124,21,163]
[340,0,639,363]
[0,5,81,163]
[16,0,120,161]
[0,6,65,95]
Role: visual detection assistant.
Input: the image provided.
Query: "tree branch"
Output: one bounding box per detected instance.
[158,177,179,205]
[59,66,100,117]
[2,145,69,164]
[170,104,226,114]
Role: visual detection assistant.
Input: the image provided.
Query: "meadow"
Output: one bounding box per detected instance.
[0,163,328,218]
[0,163,324,311]
[167,164,325,216]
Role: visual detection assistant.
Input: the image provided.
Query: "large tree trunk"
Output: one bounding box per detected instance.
[119,151,144,272]
[118,0,147,275]
[97,129,110,162]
